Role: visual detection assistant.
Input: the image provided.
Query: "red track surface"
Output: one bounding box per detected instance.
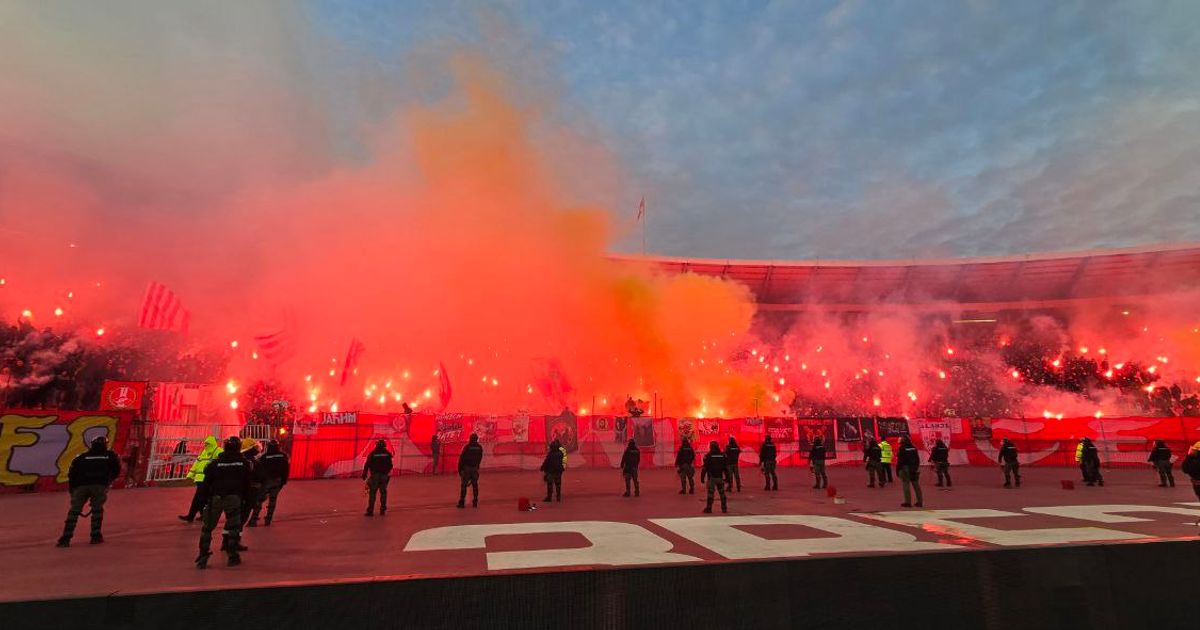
[1,467,1197,603]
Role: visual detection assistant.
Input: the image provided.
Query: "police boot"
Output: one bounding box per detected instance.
[55,536,70,548]
[248,517,258,527]
[720,499,728,513]
[456,500,465,508]
[703,500,713,514]
[195,551,212,569]
[263,517,272,527]
[90,534,104,545]
[227,552,242,567]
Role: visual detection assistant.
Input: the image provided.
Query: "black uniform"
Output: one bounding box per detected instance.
[998,440,1021,487]
[675,441,696,494]
[760,437,778,490]
[198,446,252,567]
[57,440,121,546]
[1080,439,1104,486]
[1148,442,1174,487]
[457,435,484,507]
[1181,450,1200,504]
[929,441,951,487]
[724,439,742,492]
[362,443,394,516]
[620,442,641,496]
[895,439,923,507]
[864,441,884,487]
[809,440,828,489]
[250,443,289,526]
[541,441,565,502]
[701,447,729,513]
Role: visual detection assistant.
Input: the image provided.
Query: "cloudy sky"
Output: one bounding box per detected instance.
[309,0,1200,260]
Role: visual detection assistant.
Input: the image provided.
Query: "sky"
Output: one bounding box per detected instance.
[3,1,1198,262]
[309,0,1200,260]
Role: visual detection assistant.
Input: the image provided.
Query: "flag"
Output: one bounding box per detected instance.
[99,380,147,411]
[438,361,452,411]
[533,358,573,406]
[151,382,185,421]
[137,282,190,333]
[253,309,298,368]
[339,338,366,387]
[636,196,646,222]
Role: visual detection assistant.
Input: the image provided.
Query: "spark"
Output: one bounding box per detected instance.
[778,378,785,386]
[423,389,432,399]
[53,307,63,317]
[230,340,239,349]
[20,309,32,319]
[95,327,105,337]
[328,369,335,377]
[938,371,946,379]
[225,380,238,394]
[230,400,239,410]
[872,397,881,407]
[1011,370,1021,379]
[251,352,259,360]
[331,403,339,412]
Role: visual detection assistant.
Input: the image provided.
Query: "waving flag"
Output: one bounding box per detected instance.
[533,358,573,406]
[137,282,190,333]
[339,338,366,387]
[636,196,646,222]
[254,309,298,368]
[438,361,452,411]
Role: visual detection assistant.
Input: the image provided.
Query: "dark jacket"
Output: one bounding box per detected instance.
[459,440,484,470]
[929,444,950,464]
[620,445,641,473]
[808,442,826,462]
[1080,441,1101,464]
[895,443,920,470]
[760,440,777,464]
[725,442,741,465]
[701,451,728,481]
[540,444,565,474]
[258,445,290,484]
[998,443,1019,464]
[675,443,696,468]
[864,443,882,464]
[1182,452,1200,480]
[206,450,253,498]
[362,446,394,479]
[1148,445,1172,464]
[67,445,121,490]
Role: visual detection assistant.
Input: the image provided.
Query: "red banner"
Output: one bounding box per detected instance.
[0,409,134,492]
[99,380,147,411]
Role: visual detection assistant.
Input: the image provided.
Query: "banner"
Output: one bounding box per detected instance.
[545,411,579,453]
[99,381,147,411]
[913,418,954,451]
[677,418,698,443]
[765,417,796,442]
[473,416,499,442]
[877,418,911,439]
[633,417,655,447]
[512,414,530,443]
[836,418,863,442]
[436,414,465,442]
[796,419,836,459]
[1,410,133,491]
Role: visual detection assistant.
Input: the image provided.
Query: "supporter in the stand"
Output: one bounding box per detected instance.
[998,438,1021,488]
[620,439,641,497]
[760,435,778,491]
[249,440,289,526]
[700,441,729,514]
[1148,440,1174,488]
[896,436,923,508]
[540,439,565,502]
[929,439,951,487]
[457,433,484,508]
[864,439,884,488]
[178,436,219,523]
[361,440,393,516]
[808,436,828,489]
[430,433,441,475]
[675,438,696,494]
[56,436,121,548]
[724,437,742,492]
[879,438,894,484]
[1079,437,1104,487]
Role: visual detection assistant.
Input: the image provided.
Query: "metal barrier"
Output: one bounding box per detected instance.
[145,424,276,482]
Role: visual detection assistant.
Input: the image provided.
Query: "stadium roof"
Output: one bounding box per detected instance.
[616,243,1200,312]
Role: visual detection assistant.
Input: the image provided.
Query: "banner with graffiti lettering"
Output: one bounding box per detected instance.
[1,409,133,492]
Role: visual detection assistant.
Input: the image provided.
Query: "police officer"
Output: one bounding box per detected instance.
[362,439,393,516]
[1182,443,1200,519]
[1080,437,1104,486]
[457,433,484,508]
[724,437,742,492]
[879,438,894,484]
[808,436,828,489]
[249,440,289,527]
[675,438,696,494]
[540,439,565,502]
[864,439,884,488]
[1148,440,1174,487]
[620,439,641,497]
[895,436,923,508]
[178,435,220,523]
[700,441,729,513]
[760,434,778,491]
[929,439,951,487]
[56,436,120,547]
[196,437,252,569]
[238,439,261,529]
[998,438,1021,488]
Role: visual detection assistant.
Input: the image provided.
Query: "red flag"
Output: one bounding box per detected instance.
[253,309,298,368]
[137,282,190,333]
[99,380,147,411]
[534,358,573,406]
[636,196,646,221]
[340,338,366,387]
[438,361,452,411]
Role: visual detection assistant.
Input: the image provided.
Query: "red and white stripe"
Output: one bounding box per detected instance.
[254,310,298,368]
[137,282,190,333]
